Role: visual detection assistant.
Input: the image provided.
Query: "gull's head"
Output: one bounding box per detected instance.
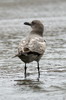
[24,20,44,36]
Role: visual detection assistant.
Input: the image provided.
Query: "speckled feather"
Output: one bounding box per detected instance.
[16,20,46,63]
[18,34,46,55]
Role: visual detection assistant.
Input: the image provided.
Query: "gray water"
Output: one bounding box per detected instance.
[0,0,66,100]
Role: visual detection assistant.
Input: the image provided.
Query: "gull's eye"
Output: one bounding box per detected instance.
[32,21,35,25]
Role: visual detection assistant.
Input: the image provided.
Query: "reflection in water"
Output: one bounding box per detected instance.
[14,79,47,93]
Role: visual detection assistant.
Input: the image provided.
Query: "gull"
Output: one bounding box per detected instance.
[14,20,46,80]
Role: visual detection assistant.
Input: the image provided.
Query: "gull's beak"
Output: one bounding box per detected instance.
[24,22,31,26]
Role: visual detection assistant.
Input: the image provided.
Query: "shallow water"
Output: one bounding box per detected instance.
[0,0,66,100]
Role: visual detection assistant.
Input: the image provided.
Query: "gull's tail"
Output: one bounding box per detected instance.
[12,54,19,58]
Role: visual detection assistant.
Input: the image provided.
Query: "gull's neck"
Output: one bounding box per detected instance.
[30,30,43,37]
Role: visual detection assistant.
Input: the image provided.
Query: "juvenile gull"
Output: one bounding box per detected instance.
[14,20,46,80]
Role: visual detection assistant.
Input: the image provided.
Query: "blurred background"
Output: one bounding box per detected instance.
[0,0,66,19]
[0,0,66,100]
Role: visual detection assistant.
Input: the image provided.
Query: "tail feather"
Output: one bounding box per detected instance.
[12,54,19,58]
[12,52,27,58]
[12,51,40,58]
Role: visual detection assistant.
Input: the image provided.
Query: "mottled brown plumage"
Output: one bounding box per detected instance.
[14,20,46,80]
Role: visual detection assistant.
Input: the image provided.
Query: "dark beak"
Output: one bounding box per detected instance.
[24,22,31,26]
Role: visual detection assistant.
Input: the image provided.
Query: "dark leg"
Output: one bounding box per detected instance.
[37,62,40,81]
[24,63,27,79]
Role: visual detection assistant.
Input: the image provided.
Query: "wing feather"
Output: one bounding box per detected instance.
[18,36,46,55]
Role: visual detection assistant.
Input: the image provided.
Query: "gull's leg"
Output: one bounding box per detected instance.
[24,63,27,79]
[37,62,40,81]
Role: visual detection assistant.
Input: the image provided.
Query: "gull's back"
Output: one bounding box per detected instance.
[17,20,46,63]
[18,34,46,63]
